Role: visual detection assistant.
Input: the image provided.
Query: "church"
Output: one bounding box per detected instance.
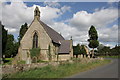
[14,6,73,64]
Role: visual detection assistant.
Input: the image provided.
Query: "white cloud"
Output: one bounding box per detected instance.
[1,2,118,48]
[0,2,2,21]
[99,42,116,48]
[98,24,118,42]
[108,0,119,4]
[44,2,60,8]
[5,27,17,33]
[61,6,71,13]
[40,6,62,25]
[2,2,63,33]
[69,7,118,46]
[70,8,118,30]
[48,22,89,46]
[2,2,34,33]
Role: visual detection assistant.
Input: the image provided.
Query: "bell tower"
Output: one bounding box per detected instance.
[34,6,40,20]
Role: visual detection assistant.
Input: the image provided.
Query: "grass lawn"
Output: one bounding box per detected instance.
[3,59,111,78]
[3,58,13,65]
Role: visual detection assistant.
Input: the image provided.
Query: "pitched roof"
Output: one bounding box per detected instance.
[39,20,65,44]
[58,40,71,54]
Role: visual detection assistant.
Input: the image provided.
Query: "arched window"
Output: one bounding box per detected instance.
[33,32,38,48]
[35,10,37,16]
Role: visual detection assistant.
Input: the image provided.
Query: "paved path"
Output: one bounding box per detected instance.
[69,58,118,78]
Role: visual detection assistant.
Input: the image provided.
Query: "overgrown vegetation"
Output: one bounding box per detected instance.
[29,48,40,63]
[30,48,40,58]
[48,45,52,61]
[4,59,111,78]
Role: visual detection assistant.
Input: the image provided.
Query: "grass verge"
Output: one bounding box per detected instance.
[99,55,120,58]
[3,59,111,78]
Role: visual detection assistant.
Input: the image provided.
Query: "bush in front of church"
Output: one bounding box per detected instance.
[30,48,40,63]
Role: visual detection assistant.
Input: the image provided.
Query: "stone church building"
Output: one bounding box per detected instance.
[14,6,73,64]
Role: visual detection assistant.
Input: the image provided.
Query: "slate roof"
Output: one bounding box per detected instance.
[38,20,72,54]
[58,40,71,54]
[39,20,65,44]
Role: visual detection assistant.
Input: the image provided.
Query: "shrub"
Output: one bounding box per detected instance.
[29,48,40,58]
[30,48,40,63]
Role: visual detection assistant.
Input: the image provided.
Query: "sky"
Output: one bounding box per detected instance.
[1,1,119,48]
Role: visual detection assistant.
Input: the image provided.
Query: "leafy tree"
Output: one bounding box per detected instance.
[97,44,104,51]
[73,44,87,58]
[18,23,28,43]
[88,25,99,57]
[98,46,110,56]
[2,25,8,56]
[79,45,87,57]
[80,45,86,54]
[97,45,120,56]
[73,44,80,58]
[110,45,120,56]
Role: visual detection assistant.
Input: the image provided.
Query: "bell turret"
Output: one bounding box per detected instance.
[34,6,40,20]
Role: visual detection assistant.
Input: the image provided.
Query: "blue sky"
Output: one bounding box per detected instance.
[1,2,119,48]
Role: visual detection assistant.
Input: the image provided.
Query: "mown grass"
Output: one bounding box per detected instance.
[3,59,111,78]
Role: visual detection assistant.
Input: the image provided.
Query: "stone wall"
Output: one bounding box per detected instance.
[58,54,71,61]
[2,62,59,75]
[2,58,103,75]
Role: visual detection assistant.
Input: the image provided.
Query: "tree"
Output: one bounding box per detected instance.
[80,45,87,57]
[110,45,120,56]
[98,46,110,56]
[12,41,19,57]
[1,23,19,59]
[88,25,99,57]
[18,23,28,43]
[73,44,80,58]
[4,34,14,58]
[2,25,8,56]
[97,44,104,51]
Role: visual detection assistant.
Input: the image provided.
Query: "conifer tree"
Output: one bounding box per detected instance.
[88,25,99,57]
[18,23,28,43]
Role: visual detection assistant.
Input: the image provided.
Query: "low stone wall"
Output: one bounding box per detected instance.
[2,58,103,75]
[2,62,60,75]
